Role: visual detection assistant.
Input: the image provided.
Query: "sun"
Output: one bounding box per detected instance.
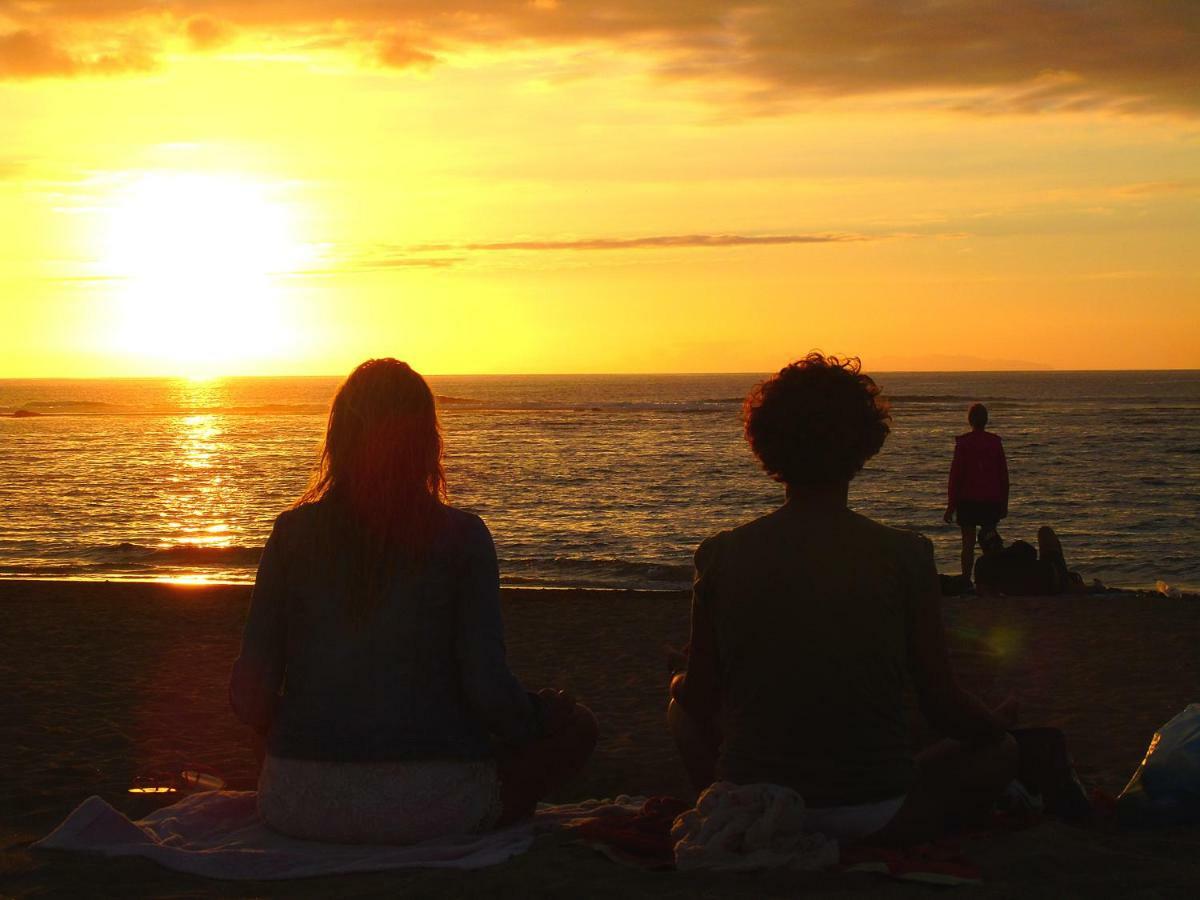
[102,172,310,376]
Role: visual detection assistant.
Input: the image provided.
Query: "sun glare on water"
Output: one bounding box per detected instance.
[102,172,310,376]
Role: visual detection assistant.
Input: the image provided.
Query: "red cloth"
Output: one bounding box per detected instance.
[947,430,1009,507]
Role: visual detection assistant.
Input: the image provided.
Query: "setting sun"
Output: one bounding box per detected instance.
[101,172,309,375]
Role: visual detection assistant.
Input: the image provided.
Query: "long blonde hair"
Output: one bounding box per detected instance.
[296,358,447,618]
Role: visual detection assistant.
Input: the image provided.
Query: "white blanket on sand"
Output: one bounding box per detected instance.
[33,791,644,881]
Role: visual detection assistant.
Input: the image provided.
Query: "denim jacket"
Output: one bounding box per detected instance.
[229,501,542,761]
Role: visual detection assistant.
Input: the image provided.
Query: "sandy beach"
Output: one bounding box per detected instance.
[3,579,1200,897]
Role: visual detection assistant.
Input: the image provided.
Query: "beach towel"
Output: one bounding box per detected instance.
[33,790,646,881]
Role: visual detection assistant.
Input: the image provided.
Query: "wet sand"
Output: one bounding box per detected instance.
[2,579,1200,897]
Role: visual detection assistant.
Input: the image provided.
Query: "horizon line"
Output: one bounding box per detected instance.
[2,367,1198,382]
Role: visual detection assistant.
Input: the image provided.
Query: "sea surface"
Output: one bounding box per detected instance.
[1,372,1196,591]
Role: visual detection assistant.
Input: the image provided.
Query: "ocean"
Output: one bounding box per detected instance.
[1,372,1196,592]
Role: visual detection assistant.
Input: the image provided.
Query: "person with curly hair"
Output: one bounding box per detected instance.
[668,353,1019,846]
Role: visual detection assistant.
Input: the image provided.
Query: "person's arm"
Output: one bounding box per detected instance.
[229,513,290,735]
[905,536,1011,742]
[672,537,722,749]
[944,438,963,522]
[454,516,544,744]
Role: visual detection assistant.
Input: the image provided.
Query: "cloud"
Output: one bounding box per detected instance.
[450,232,869,251]
[300,255,464,274]
[1114,179,1200,197]
[185,17,234,52]
[0,28,155,79]
[0,158,26,179]
[305,231,870,274]
[377,36,438,70]
[0,2,1195,114]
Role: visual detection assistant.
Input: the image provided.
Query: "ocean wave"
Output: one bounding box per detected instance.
[83,542,264,567]
[12,543,695,588]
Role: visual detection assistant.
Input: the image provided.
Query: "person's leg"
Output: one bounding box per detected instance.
[494,703,598,826]
[668,698,718,795]
[864,732,1019,846]
[959,525,977,580]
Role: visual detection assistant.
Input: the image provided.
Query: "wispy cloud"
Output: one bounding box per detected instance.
[297,231,872,274]
[0,158,27,179]
[298,255,463,274]
[0,2,1195,115]
[443,232,868,252]
[1114,179,1200,197]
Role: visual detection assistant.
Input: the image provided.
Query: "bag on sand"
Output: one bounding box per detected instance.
[1117,704,1200,827]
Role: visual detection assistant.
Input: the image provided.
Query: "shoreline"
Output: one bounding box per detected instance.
[0,574,1192,599]
[0,576,695,597]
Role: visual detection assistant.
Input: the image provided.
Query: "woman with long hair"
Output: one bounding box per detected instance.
[230,358,597,843]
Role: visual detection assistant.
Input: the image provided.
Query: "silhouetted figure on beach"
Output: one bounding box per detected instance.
[668,353,1019,846]
[944,403,1010,581]
[230,358,596,843]
[974,526,1086,597]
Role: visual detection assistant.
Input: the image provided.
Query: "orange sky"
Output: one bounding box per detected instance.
[1,1,1197,376]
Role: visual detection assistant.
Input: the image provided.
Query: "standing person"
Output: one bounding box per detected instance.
[669,354,1018,846]
[230,358,597,844]
[944,403,1009,582]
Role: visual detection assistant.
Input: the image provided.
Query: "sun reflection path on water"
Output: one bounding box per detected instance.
[165,380,237,555]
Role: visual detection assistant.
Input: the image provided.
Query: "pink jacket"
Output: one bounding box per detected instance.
[948,430,1009,507]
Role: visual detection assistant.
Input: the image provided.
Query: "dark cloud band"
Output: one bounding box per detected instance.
[0,2,1195,115]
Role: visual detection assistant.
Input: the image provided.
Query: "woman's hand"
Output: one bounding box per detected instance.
[537,688,576,736]
[943,506,955,524]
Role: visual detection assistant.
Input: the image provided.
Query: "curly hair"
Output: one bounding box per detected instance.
[743,353,891,488]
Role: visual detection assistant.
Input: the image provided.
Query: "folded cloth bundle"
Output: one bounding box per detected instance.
[670,782,840,872]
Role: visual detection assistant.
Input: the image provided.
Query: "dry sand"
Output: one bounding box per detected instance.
[2,579,1199,898]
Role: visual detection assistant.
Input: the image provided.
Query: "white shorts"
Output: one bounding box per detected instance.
[803,794,906,843]
[258,754,502,844]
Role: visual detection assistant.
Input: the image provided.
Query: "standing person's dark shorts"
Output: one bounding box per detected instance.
[955,500,1002,531]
